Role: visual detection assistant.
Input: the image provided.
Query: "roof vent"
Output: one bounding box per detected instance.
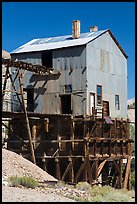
[72,20,80,39]
[90,26,98,32]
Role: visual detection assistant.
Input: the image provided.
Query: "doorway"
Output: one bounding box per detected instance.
[60,94,72,114]
[23,88,34,112]
[103,101,109,116]
[90,93,95,116]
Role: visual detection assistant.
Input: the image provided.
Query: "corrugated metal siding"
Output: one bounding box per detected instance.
[10,31,127,118]
[86,32,127,119]
[11,53,43,113]
[42,46,87,115]
[11,46,87,116]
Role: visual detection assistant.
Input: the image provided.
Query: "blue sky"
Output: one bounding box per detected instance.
[2,2,135,99]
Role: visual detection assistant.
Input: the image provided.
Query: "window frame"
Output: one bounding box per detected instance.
[115,94,120,110]
[97,85,102,105]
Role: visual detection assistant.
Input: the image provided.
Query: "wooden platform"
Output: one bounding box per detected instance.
[3,112,133,189]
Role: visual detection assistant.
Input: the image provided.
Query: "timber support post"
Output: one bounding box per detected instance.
[18,72,36,164]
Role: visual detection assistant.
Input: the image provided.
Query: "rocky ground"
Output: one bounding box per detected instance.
[2,148,86,202]
[2,148,135,202]
[2,185,76,202]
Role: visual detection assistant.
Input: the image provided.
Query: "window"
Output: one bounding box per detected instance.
[42,51,52,68]
[115,95,120,110]
[97,85,102,105]
[64,84,72,93]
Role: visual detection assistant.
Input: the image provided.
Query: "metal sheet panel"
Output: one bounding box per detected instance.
[86,32,127,119]
[11,30,108,54]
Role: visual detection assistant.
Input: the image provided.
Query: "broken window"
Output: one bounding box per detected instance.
[97,85,102,105]
[42,51,52,68]
[115,95,120,110]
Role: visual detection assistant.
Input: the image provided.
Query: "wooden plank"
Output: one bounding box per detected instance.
[55,158,61,180]
[113,160,121,175]
[32,124,36,149]
[71,121,75,151]
[8,69,23,108]
[123,156,131,188]
[2,65,9,99]
[119,159,123,188]
[61,162,71,181]
[18,73,36,164]
[97,160,106,177]
[86,158,93,184]
[69,158,74,183]
[74,160,86,183]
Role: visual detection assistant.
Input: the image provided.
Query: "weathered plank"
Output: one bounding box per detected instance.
[97,160,106,177]
[123,156,131,188]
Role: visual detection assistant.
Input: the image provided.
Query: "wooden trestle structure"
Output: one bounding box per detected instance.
[2,58,133,189]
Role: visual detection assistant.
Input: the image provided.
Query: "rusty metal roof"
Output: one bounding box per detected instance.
[11,29,127,58]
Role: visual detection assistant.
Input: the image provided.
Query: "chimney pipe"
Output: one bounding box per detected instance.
[90,26,98,32]
[72,20,80,39]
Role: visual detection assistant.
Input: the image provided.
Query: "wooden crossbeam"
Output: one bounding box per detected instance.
[2,58,60,75]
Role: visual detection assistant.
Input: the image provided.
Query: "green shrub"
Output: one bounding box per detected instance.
[8,176,21,187]
[8,176,38,189]
[76,181,91,192]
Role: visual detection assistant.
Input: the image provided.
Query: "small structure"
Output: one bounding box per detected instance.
[2,20,133,189]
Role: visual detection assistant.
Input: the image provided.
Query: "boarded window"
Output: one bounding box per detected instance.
[115,95,120,110]
[97,85,102,105]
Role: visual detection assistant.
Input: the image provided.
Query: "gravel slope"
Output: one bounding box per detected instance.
[2,148,57,183]
[2,148,76,202]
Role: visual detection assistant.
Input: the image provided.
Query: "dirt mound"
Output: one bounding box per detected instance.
[2,148,58,183]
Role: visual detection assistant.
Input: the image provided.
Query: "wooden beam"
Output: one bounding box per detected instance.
[55,158,61,180]
[113,160,121,175]
[97,160,106,177]
[119,159,123,188]
[61,162,71,181]
[2,65,9,99]
[123,156,131,188]
[86,158,93,184]
[18,72,36,164]
[69,158,74,183]
[71,121,75,151]
[74,159,86,183]
[32,124,36,149]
